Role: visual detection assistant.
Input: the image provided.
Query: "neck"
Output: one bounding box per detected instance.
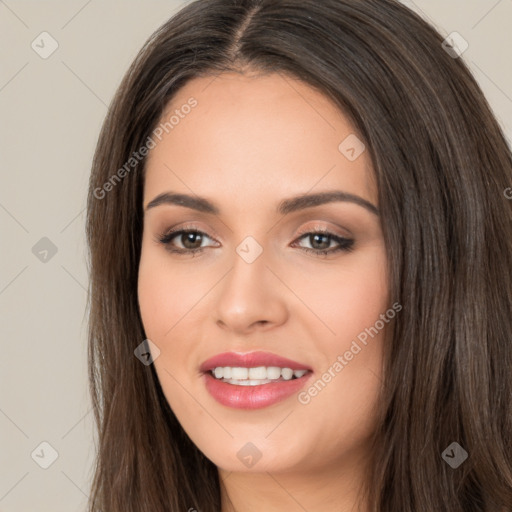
[218,451,371,512]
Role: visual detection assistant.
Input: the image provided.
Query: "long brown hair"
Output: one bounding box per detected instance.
[85,0,512,510]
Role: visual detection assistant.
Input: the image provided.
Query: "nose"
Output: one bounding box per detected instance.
[213,247,289,334]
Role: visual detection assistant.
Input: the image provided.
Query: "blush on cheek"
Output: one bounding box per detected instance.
[323,278,388,341]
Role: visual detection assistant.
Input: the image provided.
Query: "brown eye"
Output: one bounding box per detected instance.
[293,230,354,256]
[158,228,217,255]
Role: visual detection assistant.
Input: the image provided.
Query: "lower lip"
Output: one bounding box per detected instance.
[203,372,312,409]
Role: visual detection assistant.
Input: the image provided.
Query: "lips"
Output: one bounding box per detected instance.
[199,351,312,372]
[200,351,314,410]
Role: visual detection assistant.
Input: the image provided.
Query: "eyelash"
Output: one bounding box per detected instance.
[156,225,354,257]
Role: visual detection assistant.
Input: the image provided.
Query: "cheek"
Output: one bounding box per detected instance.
[331,262,388,338]
[290,248,388,429]
[288,279,387,469]
[137,247,207,340]
[295,246,388,348]
[137,252,202,415]
[138,268,170,342]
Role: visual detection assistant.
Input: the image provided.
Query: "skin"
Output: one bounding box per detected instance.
[138,71,389,512]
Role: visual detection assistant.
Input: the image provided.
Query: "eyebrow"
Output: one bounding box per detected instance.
[144,190,379,216]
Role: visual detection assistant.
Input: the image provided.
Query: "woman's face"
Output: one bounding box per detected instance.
[138,71,389,476]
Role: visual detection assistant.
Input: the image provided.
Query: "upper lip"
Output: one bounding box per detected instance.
[200,351,312,373]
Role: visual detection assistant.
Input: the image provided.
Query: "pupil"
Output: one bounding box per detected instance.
[183,232,202,249]
[312,234,329,250]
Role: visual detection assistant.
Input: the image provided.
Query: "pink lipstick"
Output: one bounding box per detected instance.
[200,351,313,409]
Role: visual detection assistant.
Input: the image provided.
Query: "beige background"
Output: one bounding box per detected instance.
[1,1,511,510]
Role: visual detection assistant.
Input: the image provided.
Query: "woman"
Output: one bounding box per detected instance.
[85,0,512,510]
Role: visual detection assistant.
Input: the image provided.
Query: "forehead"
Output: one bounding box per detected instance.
[144,72,376,210]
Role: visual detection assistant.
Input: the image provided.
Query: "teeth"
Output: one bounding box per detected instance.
[267,366,282,379]
[231,367,248,379]
[281,368,294,380]
[224,379,273,386]
[248,366,267,379]
[210,366,309,383]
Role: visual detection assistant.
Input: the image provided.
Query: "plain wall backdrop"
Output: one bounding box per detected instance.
[1,1,511,510]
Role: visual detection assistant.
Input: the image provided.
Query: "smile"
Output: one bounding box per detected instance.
[200,351,314,409]
[210,366,309,385]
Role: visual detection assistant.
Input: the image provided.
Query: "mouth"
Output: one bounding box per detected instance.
[208,365,310,385]
[200,351,313,409]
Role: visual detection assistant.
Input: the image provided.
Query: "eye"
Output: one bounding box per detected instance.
[157,226,218,256]
[156,226,354,257]
[292,229,354,256]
